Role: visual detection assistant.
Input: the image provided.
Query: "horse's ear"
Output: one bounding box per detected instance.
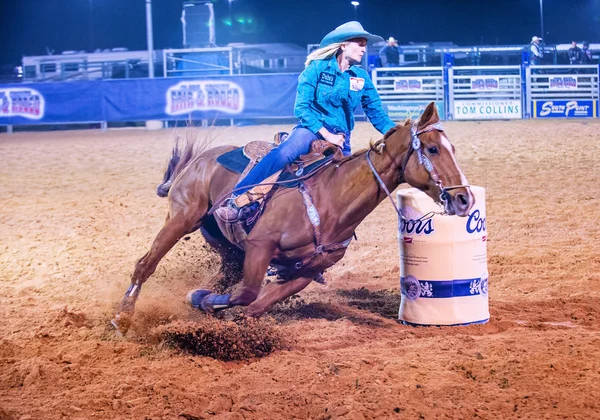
[418,102,439,128]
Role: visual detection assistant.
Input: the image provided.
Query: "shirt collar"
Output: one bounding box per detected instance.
[324,56,360,75]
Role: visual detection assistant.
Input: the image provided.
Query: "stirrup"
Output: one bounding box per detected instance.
[214,198,241,222]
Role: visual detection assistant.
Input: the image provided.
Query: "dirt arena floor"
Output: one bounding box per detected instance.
[1,120,599,420]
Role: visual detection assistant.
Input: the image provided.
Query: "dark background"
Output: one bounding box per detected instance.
[0,0,598,68]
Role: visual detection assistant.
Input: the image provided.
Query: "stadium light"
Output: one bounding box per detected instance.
[351,1,359,20]
[146,0,154,78]
[539,0,544,40]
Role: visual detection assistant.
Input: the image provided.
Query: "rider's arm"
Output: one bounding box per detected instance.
[360,73,396,135]
[294,63,324,135]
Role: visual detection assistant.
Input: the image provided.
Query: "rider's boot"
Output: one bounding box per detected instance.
[214,195,242,222]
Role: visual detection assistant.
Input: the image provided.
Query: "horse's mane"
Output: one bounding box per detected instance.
[368,118,412,154]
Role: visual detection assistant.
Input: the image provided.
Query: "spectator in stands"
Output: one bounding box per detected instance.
[581,41,593,64]
[568,41,582,64]
[379,37,400,67]
[215,21,396,221]
[529,36,544,65]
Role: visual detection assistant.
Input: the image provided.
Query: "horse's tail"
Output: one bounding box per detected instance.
[156,128,216,197]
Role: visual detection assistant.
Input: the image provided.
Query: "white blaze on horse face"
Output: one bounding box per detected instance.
[440,134,469,186]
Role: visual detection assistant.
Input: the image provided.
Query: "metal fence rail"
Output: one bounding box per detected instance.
[371,67,445,120]
[525,65,599,118]
[451,66,521,100]
[448,65,523,120]
[372,67,444,102]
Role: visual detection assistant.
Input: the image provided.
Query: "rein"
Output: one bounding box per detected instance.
[366,119,470,219]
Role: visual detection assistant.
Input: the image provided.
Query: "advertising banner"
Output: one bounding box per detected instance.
[0,74,300,125]
[454,100,521,120]
[0,82,103,125]
[383,101,445,121]
[101,74,299,122]
[470,77,500,91]
[393,77,424,92]
[532,100,596,118]
[548,76,578,90]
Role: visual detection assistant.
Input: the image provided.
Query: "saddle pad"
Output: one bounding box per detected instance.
[216,147,248,174]
[277,154,336,189]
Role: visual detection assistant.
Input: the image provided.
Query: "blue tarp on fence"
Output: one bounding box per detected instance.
[0,74,302,125]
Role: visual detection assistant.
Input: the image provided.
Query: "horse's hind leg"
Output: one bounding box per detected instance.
[197,240,277,313]
[245,276,313,317]
[199,217,245,292]
[112,207,204,334]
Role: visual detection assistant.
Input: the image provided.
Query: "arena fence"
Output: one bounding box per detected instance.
[371,67,445,120]
[526,65,599,119]
[1,61,600,132]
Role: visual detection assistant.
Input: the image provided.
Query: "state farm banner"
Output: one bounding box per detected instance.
[548,76,577,90]
[454,100,521,120]
[532,100,596,118]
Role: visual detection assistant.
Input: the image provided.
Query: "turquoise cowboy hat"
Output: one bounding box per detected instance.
[319,21,384,48]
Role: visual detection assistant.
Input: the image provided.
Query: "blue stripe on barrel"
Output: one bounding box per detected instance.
[401,276,488,300]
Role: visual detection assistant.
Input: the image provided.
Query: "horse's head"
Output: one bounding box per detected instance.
[393,102,474,216]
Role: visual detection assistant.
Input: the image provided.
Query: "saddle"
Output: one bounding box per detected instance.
[216,136,341,208]
[214,133,341,250]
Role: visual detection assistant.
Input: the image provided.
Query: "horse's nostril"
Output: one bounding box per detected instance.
[457,193,468,206]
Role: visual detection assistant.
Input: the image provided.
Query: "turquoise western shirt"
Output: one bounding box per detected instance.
[294,56,395,136]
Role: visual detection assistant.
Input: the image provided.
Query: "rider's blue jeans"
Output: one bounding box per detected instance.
[233,126,351,196]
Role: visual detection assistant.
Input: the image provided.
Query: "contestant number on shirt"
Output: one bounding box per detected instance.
[350,77,365,91]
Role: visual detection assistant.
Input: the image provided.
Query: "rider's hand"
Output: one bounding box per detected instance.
[318,127,345,148]
[326,132,345,148]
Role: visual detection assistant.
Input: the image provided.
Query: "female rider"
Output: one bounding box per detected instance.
[216,21,397,221]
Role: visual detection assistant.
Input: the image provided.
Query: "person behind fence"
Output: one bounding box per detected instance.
[529,36,544,65]
[581,41,593,64]
[568,41,582,64]
[379,36,400,67]
[215,21,397,222]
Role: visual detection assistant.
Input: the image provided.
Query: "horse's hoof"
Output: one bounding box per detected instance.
[187,289,212,309]
[111,312,132,336]
[200,293,232,313]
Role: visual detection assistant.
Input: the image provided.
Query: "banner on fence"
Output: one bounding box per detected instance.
[0,88,45,119]
[548,76,578,90]
[0,82,103,125]
[532,100,596,118]
[454,100,521,120]
[165,80,245,115]
[470,77,500,91]
[383,101,445,120]
[393,77,424,92]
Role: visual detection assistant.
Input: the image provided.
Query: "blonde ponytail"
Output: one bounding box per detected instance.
[305,42,345,67]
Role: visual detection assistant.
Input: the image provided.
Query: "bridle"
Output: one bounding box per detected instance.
[366,119,471,219]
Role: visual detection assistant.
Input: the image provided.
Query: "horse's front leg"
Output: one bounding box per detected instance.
[113,208,203,334]
[195,239,276,312]
[246,276,314,317]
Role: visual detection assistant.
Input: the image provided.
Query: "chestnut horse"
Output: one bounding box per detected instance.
[112,102,474,334]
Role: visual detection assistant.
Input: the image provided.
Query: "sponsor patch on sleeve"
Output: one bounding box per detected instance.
[350,77,365,91]
[319,72,336,87]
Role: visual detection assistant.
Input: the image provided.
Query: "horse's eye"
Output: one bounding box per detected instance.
[427,146,439,155]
